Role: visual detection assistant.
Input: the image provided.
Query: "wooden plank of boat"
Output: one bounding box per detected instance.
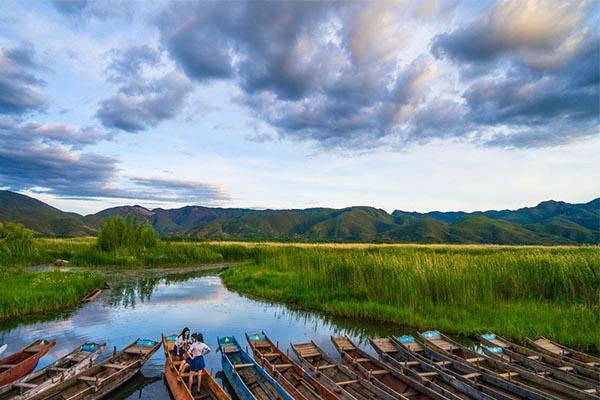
[527,338,600,371]
[162,334,230,400]
[246,332,340,400]
[218,335,293,400]
[369,337,495,400]
[478,334,599,384]
[27,338,160,400]
[331,335,456,400]
[81,288,103,304]
[0,339,56,387]
[419,332,595,400]
[477,337,599,393]
[291,340,398,400]
[0,342,105,400]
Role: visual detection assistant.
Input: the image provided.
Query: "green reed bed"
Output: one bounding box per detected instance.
[0,268,104,320]
[221,245,600,351]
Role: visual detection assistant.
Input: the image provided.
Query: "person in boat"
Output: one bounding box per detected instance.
[179,332,211,392]
[173,327,191,358]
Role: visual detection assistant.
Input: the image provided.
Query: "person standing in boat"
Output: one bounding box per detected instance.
[179,332,211,392]
[173,327,191,358]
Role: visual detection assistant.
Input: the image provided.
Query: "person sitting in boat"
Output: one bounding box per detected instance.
[173,327,191,358]
[179,333,211,392]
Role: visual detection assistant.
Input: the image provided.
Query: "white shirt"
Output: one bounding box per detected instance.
[176,335,189,348]
[189,342,210,358]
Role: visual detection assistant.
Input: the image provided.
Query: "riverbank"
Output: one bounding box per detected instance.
[0,267,104,320]
[220,245,600,351]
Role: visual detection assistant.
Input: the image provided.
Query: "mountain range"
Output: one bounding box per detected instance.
[0,190,598,244]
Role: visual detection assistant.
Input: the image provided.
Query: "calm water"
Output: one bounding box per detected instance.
[0,265,404,399]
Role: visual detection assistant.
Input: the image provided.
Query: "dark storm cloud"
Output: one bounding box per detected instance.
[97,46,194,132]
[157,1,437,148]
[428,0,599,148]
[0,42,46,115]
[0,117,229,203]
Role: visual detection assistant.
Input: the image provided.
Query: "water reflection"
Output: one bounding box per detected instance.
[1,265,413,400]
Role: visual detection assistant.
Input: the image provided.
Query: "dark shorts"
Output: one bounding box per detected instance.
[187,356,205,372]
[172,346,185,357]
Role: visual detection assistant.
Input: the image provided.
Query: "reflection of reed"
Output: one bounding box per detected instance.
[107,268,226,308]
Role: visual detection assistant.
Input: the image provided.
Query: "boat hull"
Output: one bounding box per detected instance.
[0,340,55,387]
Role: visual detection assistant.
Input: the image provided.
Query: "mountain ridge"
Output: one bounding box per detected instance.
[0,190,598,244]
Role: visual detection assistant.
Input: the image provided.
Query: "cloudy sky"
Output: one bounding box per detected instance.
[0,0,598,215]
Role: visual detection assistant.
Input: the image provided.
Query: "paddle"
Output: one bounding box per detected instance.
[0,344,7,357]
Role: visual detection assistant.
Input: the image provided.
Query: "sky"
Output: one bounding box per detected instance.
[0,0,598,215]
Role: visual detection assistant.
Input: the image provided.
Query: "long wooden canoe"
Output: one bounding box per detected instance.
[218,335,293,400]
[246,332,339,400]
[369,337,494,400]
[0,339,56,387]
[331,335,456,400]
[477,334,599,394]
[291,341,398,400]
[478,334,599,383]
[28,338,160,400]
[527,338,600,372]
[419,331,595,400]
[0,342,105,400]
[162,334,230,400]
[391,335,548,400]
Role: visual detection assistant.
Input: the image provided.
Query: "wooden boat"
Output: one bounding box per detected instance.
[218,335,293,400]
[369,337,494,400]
[478,334,599,383]
[419,331,594,400]
[246,332,339,400]
[331,335,457,400]
[0,342,105,400]
[527,338,600,372]
[162,334,230,400]
[477,334,599,393]
[28,338,160,400]
[0,339,56,387]
[391,335,549,400]
[81,289,102,303]
[291,341,397,400]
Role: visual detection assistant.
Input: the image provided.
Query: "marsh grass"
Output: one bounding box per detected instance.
[221,245,600,350]
[0,268,103,320]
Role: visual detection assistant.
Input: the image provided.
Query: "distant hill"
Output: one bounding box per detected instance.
[0,190,598,244]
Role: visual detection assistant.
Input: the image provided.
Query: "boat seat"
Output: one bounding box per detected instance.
[272,364,293,369]
[301,352,321,358]
[103,363,127,370]
[498,372,519,378]
[78,376,99,383]
[317,364,337,370]
[48,367,68,372]
[262,353,279,357]
[399,361,419,366]
[527,355,540,360]
[354,358,370,362]
[254,343,272,349]
[337,380,359,386]
[12,382,38,389]
[369,370,388,376]
[234,363,255,369]
[461,372,481,379]
[536,371,550,376]
[558,366,574,371]
[434,361,451,366]
[418,372,438,377]
[583,389,598,394]
[466,357,486,363]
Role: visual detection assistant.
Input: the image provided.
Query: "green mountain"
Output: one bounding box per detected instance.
[0,190,598,244]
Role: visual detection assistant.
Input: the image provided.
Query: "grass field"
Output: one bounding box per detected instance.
[220,244,600,351]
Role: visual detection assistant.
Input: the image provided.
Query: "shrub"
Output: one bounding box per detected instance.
[96,215,158,252]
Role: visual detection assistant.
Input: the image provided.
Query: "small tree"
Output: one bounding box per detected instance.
[97,215,158,252]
